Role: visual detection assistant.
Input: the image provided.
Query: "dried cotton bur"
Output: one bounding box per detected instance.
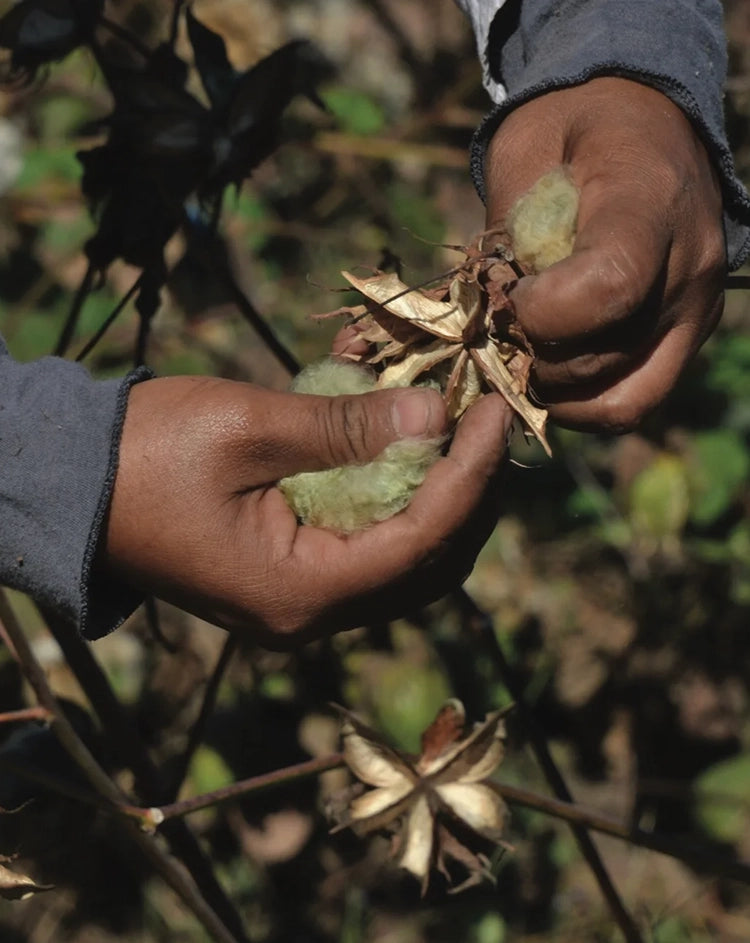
[281,167,580,531]
[329,700,511,894]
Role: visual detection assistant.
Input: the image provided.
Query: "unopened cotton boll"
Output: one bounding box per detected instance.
[506,167,579,273]
[278,360,443,533]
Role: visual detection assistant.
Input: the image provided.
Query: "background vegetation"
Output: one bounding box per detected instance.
[1,1,750,940]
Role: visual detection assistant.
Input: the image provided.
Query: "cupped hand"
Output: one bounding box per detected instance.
[485,77,726,431]
[101,376,511,648]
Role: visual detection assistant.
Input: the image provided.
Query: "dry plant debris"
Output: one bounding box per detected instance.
[333,244,551,455]
[282,168,579,531]
[330,700,510,894]
[329,167,581,457]
[0,858,53,901]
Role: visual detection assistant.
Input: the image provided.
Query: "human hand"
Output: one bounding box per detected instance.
[101,376,511,648]
[485,77,726,431]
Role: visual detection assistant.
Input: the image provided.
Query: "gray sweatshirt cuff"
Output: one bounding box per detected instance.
[466,0,750,270]
[0,346,152,639]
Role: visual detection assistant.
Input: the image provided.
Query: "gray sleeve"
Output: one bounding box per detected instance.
[458,0,750,271]
[0,339,152,639]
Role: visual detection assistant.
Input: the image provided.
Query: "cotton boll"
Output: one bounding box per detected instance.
[279,360,443,532]
[289,357,378,396]
[506,167,579,273]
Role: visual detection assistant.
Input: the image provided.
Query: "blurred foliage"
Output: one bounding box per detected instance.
[1,1,750,942]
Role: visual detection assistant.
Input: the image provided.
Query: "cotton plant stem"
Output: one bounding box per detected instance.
[163,633,240,803]
[313,132,469,169]
[497,783,750,886]
[209,235,301,377]
[117,748,750,887]
[0,706,52,725]
[454,588,644,943]
[120,753,345,826]
[75,273,144,363]
[38,608,250,943]
[0,591,243,943]
[54,262,95,357]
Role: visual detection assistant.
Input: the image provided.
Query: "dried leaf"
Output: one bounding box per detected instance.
[0,862,53,901]
[341,271,466,341]
[331,237,552,455]
[331,702,510,893]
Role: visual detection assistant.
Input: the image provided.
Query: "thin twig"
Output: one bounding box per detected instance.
[75,273,143,362]
[187,226,301,376]
[121,753,344,825]
[117,749,750,887]
[0,591,243,943]
[497,782,750,886]
[55,262,95,357]
[0,706,52,725]
[38,608,250,943]
[163,634,239,802]
[223,267,300,377]
[454,588,644,943]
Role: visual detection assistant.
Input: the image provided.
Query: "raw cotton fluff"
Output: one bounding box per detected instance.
[278,360,443,533]
[506,167,579,272]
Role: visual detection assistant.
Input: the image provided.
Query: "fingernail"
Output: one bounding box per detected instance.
[391,390,439,438]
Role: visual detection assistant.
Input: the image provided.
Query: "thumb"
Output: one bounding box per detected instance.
[272,386,447,476]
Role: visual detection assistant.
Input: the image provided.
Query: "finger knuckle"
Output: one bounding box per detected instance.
[694,224,727,283]
[318,397,366,466]
[560,351,608,385]
[597,398,647,434]
[597,247,643,322]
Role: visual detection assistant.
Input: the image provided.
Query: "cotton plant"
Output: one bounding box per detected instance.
[282,168,580,531]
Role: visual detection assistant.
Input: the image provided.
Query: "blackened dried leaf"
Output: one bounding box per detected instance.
[0,0,101,82]
[210,40,333,192]
[185,7,235,110]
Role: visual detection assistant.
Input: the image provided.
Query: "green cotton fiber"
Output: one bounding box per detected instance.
[279,360,443,533]
[506,167,580,273]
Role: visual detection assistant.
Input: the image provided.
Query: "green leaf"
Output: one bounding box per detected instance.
[705,333,750,402]
[686,429,750,526]
[372,660,452,754]
[386,180,445,245]
[566,485,611,522]
[471,913,506,943]
[628,454,690,540]
[320,87,386,136]
[189,745,234,795]
[694,752,750,844]
[15,145,82,190]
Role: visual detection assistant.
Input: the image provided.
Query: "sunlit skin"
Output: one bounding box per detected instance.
[101,377,511,648]
[102,78,726,644]
[484,77,726,432]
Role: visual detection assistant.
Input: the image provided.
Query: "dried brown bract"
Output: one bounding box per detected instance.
[323,231,551,455]
[0,857,53,901]
[330,700,511,894]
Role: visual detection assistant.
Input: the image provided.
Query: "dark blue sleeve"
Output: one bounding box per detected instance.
[0,339,151,639]
[459,0,750,270]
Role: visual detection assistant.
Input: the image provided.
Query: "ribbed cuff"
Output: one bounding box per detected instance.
[80,366,153,640]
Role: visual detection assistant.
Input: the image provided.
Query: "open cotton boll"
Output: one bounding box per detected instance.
[279,360,443,533]
[506,167,579,273]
